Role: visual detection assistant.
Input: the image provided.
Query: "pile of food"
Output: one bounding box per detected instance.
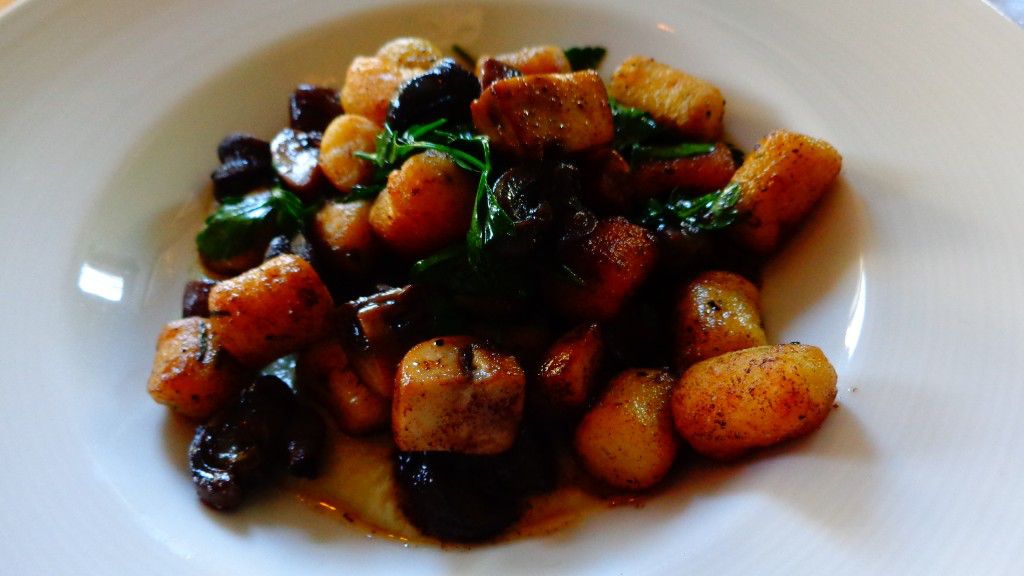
[147,37,842,543]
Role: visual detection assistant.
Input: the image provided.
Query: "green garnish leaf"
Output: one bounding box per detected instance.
[641,182,743,232]
[609,97,661,150]
[564,46,607,71]
[452,44,477,67]
[411,244,469,281]
[196,186,306,260]
[630,142,717,162]
[609,97,716,163]
[349,118,489,202]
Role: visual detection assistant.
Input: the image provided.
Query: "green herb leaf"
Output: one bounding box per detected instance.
[348,119,489,202]
[641,182,743,232]
[564,46,607,71]
[609,97,717,163]
[630,142,717,162]
[459,131,519,270]
[411,244,469,281]
[452,44,477,67]
[609,97,661,151]
[196,187,306,260]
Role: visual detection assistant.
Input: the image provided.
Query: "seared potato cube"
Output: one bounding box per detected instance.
[311,199,377,279]
[475,45,571,76]
[730,130,842,253]
[318,114,379,193]
[471,71,614,158]
[632,142,737,198]
[672,343,838,459]
[147,317,248,420]
[208,254,334,367]
[392,337,526,454]
[536,323,603,410]
[297,339,388,435]
[369,151,475,258]
[548,217,659,321]
[341,56,419,125]
[610,56,725,141]
[675,270,767,368]
[575,368,678,490]
[376,37,442,70]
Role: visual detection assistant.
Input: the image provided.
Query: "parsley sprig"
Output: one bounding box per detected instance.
[640,183,743,233]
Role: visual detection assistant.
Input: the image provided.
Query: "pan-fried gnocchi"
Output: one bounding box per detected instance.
[672,344,838,459]
[150,35,842,544]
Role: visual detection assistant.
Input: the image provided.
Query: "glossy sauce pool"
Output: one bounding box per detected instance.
[286,429,631,544]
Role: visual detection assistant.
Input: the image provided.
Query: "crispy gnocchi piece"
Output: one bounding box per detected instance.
[729,130,843,253]
[311,199,377,279]
[207,254,334,367]
[674,270,767,369]
[318,114,380,193]
[375,37,442,70]
[297,339,389,435]
[575,368,679,490]
[474,45,571,76]
[548,217,659,321]
[672,343,838,460]
[631,142,738,198]
[147,317,249,420]
[471,71,614,158]
[392,337,526,454]
[610,56,725,141]
[341,56,420,125]
[536,323,604,410]
[368,150,475,258]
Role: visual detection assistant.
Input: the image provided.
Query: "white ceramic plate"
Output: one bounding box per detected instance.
[2,0,1023,574]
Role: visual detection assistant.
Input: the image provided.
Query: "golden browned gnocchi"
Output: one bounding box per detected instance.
[311,198,377,279]
[536,323,604,410]
[575,368,679,490]
[674,270,767,369]
[147,317,249,420]
[610,56,725,141]
[318,113,380,193]
[547,216,659,321]
[375,37,442,70]
[730,130,843,253]
[207,254,334,367]
[672,343,838,460]
[341,56,420,125]
[368,150,476,258]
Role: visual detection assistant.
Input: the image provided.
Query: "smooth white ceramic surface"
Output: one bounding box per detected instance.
[1,0,1023,574]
